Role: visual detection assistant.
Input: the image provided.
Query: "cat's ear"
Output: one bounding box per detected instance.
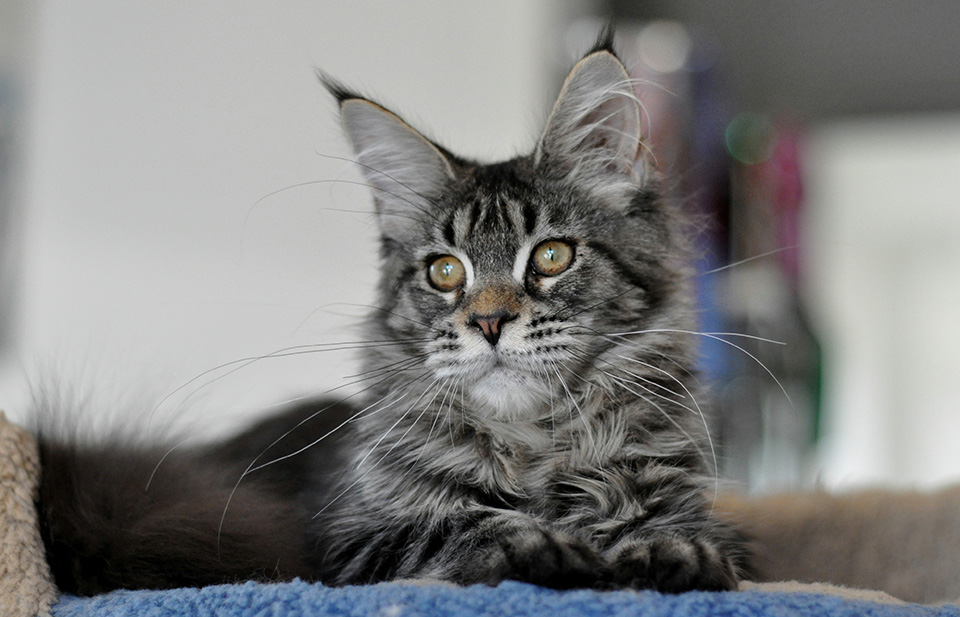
[327,81,455,239]
[535,47,641,183]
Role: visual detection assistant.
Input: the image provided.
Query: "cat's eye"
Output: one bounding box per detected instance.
[427,255,466,291]
[530,240,574,276]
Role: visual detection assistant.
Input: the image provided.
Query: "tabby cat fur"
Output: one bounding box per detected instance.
[36,30,744,595]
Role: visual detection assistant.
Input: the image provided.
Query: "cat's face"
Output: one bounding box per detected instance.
[376,162,675,420]
[333,47,687,420]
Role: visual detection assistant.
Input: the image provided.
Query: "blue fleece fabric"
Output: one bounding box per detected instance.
[51,580,960,617]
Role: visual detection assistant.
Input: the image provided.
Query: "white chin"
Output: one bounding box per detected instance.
[467,368,550,420]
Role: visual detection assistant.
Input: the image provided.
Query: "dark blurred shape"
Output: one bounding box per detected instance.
[609,0,960,119]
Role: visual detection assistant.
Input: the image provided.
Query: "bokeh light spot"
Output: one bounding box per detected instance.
[725,112,777,164]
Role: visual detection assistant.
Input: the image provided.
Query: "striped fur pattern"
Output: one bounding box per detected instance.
[312,34,743,591]
[35,33,743,595]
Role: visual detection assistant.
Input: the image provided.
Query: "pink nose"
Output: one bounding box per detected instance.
[469,312,516,346]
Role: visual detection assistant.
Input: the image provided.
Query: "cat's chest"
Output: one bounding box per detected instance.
[468,417,602,499]
[470,419,550,486]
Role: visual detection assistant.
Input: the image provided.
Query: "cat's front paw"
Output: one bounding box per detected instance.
[456,526,605,589]
[499,527,606,589]
[606,534,738,592]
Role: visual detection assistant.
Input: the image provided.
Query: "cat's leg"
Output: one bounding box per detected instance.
[419,507,606,588]
[598,463,741,592]
[324,506,606,589]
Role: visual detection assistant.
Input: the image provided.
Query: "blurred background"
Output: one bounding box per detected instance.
[0,1,958,492]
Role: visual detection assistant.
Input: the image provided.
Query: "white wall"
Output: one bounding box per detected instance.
[805,115,960,489]
[1,1,561,434]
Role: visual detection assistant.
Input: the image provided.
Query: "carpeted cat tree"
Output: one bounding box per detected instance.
[0,412,952,617]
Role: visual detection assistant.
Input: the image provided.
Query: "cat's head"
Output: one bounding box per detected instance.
[329,38,693,421]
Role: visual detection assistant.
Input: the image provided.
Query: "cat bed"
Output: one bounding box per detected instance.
[0,413,954,617]
[0,412,57,617]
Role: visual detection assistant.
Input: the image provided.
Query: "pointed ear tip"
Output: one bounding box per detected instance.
[316,72,364,106]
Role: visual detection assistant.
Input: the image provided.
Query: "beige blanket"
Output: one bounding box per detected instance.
[0,412,56,617]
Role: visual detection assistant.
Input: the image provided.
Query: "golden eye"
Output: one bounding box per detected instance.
[530,240,574,276]
[427,255,466,291]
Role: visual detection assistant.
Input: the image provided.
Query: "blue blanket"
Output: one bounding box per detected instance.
[52,580,959,617]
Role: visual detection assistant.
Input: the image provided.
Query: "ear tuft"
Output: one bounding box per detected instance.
[316,70,361,105]
[587,21,617,56]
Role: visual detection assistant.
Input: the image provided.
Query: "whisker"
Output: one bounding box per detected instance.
[570,349,694,415]
[313,378,445,518]
[569,327,723,506]
[576,325,790,406]
[244,178,430,238]
[701,246,798,276]
[355,376,442,469]
[295,303,439,336]
[316,152,441,215]
[249,373,431,474]
[566,323,702,387]
[605,328,786,347]
[644,330,793,407]
[551,364,602,466]
[344,352,431,380]
[315,302,442,332]
[217,368,431,554]
[144,439,188,492]
[591,366,705,458]
[411,377,459,469]
[150,338,432,423]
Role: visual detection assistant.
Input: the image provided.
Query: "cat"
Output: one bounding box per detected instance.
[35,29,744,595]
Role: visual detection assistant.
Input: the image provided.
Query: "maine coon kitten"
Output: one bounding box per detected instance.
[37,33,742,594]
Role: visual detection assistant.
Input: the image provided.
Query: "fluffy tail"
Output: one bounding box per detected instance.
[35,400,354,595]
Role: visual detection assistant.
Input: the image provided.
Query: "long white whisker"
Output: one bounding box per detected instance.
[701,246,797,276]
[606,328,786,347]
[355,376,442,469]
[587,326,792,407]
[314,379,445,518]
[150,338,431,425]
[412,378,458,468]
[573,327,723,508]
[216,368,430,554]
[144,440,188,492]
[249,375,430,474]
[552,365,601,466]
[601,370,708,468]
[573,349,694,415]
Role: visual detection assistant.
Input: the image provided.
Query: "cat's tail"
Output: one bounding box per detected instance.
[34,399,353,595]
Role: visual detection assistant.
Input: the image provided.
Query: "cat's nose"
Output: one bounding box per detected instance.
[468,311,517,347]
